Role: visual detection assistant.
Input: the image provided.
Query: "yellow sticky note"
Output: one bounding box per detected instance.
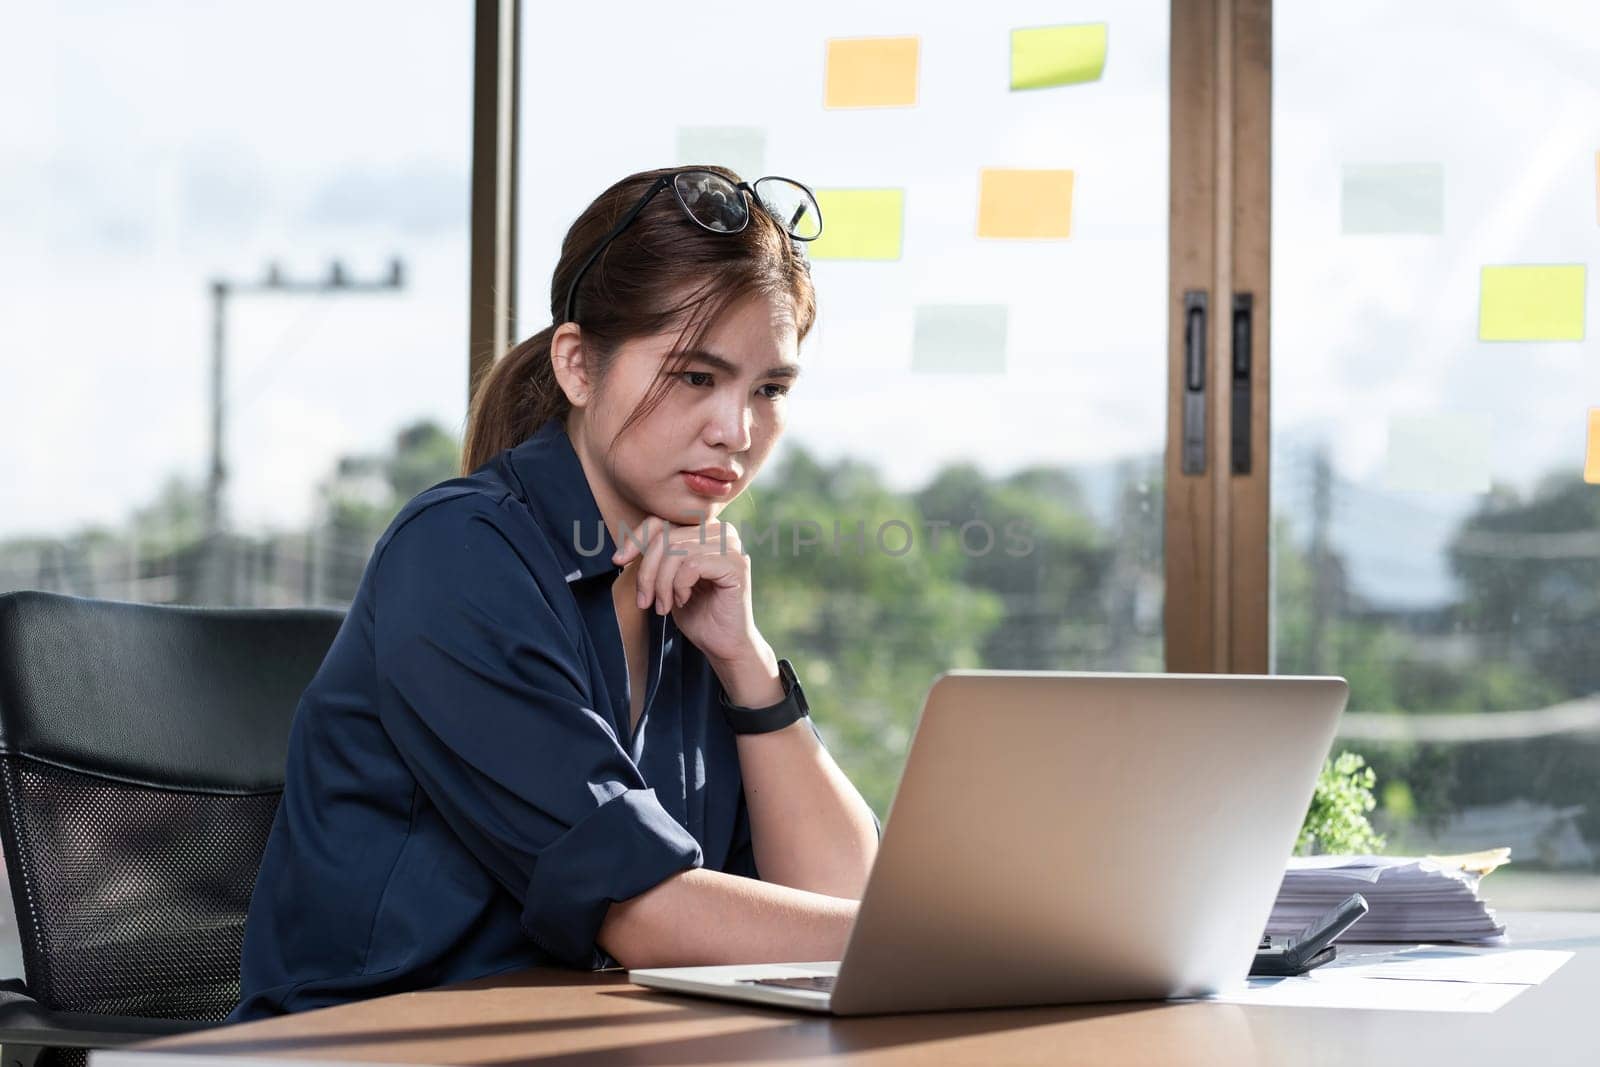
[807,189,904,260]
[1011,23,1108,90]
[977,169,1074,239]
[1479,264,1586,341]
[824,36,919,109]
[1586,410,1600,484]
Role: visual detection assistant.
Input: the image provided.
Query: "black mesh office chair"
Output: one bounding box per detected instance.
[0,590,344,1067]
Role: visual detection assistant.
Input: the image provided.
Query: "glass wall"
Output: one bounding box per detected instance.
[0,3,471,611]
[1273,0,1600,908]
[0,1,474,977]
[520,2,1171,817]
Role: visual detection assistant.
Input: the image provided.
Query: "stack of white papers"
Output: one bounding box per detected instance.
[1266,849,1509,943]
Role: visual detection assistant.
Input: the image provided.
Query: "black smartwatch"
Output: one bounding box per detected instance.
[719,657,810,734]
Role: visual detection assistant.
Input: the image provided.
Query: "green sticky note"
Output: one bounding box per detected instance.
[912,305,1008,374]
[1010,23,1108,90]
[1479,264,1586,341]
[675,127,765,183]
[807,189,904,261]
[1342,163,1443,234]
[1381,414,1491,494]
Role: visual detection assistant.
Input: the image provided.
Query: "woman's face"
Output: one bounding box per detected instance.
[565,292,800,530]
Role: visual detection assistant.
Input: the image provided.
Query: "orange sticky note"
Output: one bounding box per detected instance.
[825,36,919,109]
[1586,410,1600,484]
[977,168,1075,238]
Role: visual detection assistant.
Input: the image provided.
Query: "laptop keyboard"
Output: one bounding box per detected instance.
[738,975,837,992]
[741,942,1281,992]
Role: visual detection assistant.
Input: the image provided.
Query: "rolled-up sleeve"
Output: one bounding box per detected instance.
[372,499,704,970]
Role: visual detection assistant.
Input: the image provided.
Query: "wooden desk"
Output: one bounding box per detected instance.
[104,912,1597,1066]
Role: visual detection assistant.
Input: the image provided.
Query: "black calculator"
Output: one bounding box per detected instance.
[1250,892,1369,977]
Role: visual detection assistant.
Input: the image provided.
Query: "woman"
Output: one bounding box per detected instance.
[231,166,882,1020]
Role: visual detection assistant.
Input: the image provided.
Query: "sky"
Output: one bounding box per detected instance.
[0,2,474,537]
[2,0,1598,611]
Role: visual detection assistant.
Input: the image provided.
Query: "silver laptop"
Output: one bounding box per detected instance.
[629,670,1347,1015]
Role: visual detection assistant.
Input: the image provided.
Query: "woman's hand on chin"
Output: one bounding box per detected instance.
[611,515,764,665]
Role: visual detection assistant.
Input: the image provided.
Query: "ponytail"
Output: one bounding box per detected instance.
[460,326,566,474]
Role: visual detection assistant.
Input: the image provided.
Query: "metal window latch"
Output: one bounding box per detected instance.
[1182,290,1207,475]
[1232,293,1253,475]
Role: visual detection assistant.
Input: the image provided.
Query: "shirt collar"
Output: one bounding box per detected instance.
[504,418,622,585]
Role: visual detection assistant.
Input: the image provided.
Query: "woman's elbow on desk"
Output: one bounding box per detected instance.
[597,867,860,970]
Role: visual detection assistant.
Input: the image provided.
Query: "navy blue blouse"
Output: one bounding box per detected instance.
[231,417,813,1020]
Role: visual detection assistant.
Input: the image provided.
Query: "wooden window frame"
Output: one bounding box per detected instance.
[1166,0,1272,673]
[468,0,520,404]
[470,0,1274,673]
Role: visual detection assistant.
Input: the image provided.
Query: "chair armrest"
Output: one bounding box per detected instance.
[0,982,221,1049]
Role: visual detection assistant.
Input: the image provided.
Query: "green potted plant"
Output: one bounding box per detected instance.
[1295,751,1386,856]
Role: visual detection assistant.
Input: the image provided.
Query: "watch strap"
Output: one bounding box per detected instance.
[719,657,809,734]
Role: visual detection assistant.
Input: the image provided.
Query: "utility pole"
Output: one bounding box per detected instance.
[200,258,405,605]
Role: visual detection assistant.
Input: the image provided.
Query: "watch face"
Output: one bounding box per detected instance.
[776,658,808,713]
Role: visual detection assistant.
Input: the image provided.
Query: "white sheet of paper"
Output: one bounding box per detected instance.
[1191,976,1528,1013]
[1282,856,1386,882]
[1317,947,1573,985]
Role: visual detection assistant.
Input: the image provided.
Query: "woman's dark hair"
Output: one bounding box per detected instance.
[461,165,818,473]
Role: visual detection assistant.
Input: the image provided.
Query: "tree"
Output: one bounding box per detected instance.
[722,446,1004,818]
[317,420,463,603]
[388,421,464,502]
[129,475,208,556]
[1275,474,1582,846]
[913,463,1116,671]
[1449,474,1600,697]
[1275,517,1557,716]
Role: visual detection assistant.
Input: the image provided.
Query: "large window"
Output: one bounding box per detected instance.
[1272,0,1600,908]
[0,2,475,978]
[0,4,472,611]
[520,2,1171,817]
[4,2,1590,962]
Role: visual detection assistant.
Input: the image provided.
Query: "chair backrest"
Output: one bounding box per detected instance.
[0,591,343,1021]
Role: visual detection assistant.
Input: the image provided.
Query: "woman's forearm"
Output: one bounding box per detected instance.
[710,643,881,899]
[734,716,880,898]
[598,867,858,969]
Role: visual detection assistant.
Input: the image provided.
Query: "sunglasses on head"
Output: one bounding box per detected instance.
[562,168,823,325]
